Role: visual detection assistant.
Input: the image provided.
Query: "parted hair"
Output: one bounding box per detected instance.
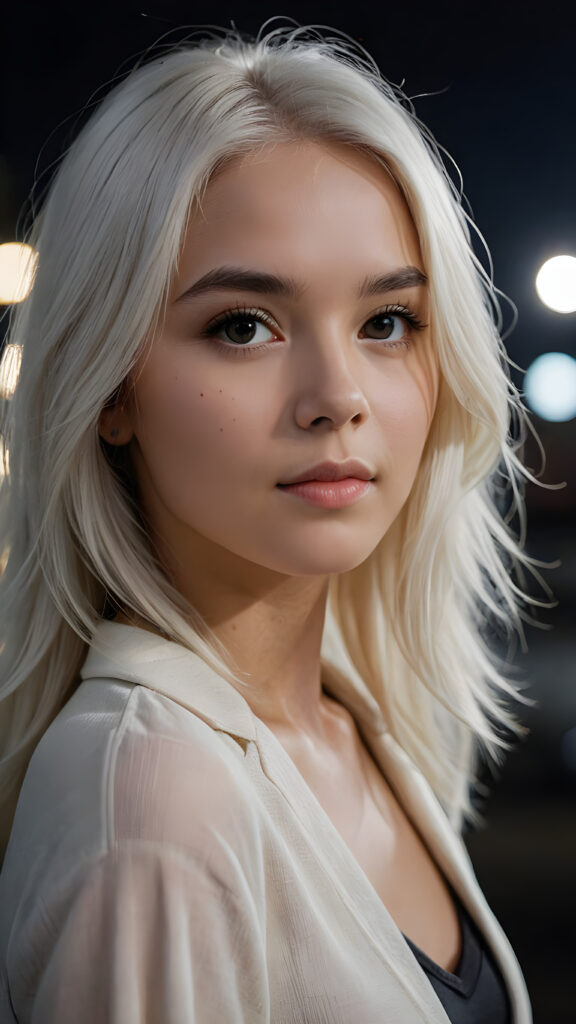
[0,23,545,858]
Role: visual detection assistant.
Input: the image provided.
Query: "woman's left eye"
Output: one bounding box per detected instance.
[361,313,410,343]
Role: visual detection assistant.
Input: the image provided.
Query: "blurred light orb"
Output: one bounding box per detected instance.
[0,344,23,399]
[0,243,38,304]
[525,352,576,421]
[535,255,576,313]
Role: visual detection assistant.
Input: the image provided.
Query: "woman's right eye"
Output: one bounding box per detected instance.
[203,310,279,346]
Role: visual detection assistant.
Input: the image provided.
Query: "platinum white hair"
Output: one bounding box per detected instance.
[0,24,548,856]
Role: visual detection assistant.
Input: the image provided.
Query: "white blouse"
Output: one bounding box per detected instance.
[0,621,532,1023]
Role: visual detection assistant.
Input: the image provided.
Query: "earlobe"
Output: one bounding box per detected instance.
[98,404,134,446]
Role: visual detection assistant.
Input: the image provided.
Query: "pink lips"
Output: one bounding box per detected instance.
[277,459,375,509]
[277,459,375,508]
[278,459,375,485]
[277,478,373,509]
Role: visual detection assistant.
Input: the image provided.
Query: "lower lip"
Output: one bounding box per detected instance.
[277,478,373,508]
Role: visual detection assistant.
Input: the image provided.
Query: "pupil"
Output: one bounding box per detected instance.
[373,315,393,338]
[227,318,256,344]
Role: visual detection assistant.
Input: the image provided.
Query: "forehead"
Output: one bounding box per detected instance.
[178,140,422,278]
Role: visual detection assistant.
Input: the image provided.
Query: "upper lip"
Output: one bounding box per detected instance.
[277,459,376,485]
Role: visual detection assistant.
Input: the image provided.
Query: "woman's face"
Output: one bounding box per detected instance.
[101,140,438,582]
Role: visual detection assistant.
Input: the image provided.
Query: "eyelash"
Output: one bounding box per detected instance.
[201,303,427,358]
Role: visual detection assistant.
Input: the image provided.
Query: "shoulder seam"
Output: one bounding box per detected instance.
[102,682,140,851]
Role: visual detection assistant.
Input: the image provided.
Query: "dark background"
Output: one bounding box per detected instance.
[1,2,575,1019]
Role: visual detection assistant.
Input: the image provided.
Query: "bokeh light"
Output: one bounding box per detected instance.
[535,255,576,313]
[0,243,38,304]
[525,352,576,421]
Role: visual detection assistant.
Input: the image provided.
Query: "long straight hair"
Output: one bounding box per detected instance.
[0,24,547,856]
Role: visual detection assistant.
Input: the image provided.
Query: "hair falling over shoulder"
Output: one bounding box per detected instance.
[0,22,552,860]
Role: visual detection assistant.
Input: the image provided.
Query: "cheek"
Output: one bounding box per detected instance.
[371,372,437,517]
[376,361,437,458]
[132,371,261,497]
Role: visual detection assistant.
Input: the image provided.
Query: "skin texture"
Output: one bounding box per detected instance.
[100,139,439,741]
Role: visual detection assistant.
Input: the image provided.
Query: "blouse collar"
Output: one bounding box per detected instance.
[80,619,388,743]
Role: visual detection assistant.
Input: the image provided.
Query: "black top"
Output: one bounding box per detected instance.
[402,893,512,1024]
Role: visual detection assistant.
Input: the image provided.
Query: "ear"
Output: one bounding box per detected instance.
[98,401,134,446]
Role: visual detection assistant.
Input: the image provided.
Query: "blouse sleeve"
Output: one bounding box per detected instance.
[22,839,270,1024]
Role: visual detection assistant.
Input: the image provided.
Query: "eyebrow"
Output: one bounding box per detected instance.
[173,264,427,304]
[360,265,428,296]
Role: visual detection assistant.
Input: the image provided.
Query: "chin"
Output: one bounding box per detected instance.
[262,544,381,578]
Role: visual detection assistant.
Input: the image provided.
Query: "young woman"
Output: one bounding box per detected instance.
[0,24,539,1023]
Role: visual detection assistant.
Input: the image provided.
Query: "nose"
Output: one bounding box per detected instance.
[291,329,371,431]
